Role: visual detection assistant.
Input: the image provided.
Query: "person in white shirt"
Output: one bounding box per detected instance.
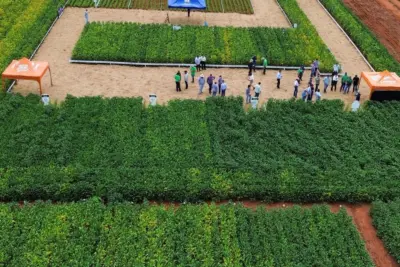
[331,74,338,91]
[254,82,261,97]
[195,56,201,72]
[333,63,340,75]
[293,78,299,98]
[220,80,227,96]
[248,72,254,86]
[184,70,189,89]
[276,70,282,89]
[200,56,206,70]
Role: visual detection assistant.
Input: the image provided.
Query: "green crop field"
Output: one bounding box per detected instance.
[1,93,400,203]
[68,0,254,14]
[72,22,335,70]
[71,0,336,70]
[0,200,373,266]
[319,0,400,75]
[371,199,400,264]
[0,0,64,88]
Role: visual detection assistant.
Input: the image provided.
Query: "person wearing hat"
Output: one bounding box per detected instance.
[198,74,205,94]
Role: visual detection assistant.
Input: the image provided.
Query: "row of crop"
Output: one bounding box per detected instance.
[2,165,400,202]
[0,0,64,89]
[68,0,253,14]
[371,199,400,264]
[72,22,336,71]
[1,94,400,202]
[0,0,31,40]
[319,0,400,75]
[0,199,373,266]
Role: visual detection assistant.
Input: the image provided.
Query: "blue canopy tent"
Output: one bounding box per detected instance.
[168,0,206,17]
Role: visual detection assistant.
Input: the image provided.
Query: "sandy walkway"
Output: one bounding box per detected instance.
[13,0,370,105]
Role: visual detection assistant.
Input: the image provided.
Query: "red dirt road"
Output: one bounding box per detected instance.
[150,201,398,267]
[343,0,400,62]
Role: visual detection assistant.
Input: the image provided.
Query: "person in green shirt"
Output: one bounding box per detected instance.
[297,65,304,83]
[175,71,181,92]
[262,57,268,75]
[190,65,196,83]
[340,72,348,92]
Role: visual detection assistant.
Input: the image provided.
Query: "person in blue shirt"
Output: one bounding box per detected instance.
[245,85,251,104]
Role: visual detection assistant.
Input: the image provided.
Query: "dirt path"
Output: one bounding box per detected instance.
[296,0,373,77]
[12,0,370,105]
[343,0,400,62]
[150,201,398,267]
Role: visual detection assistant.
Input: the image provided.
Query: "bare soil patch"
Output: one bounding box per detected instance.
[343,0,400,62]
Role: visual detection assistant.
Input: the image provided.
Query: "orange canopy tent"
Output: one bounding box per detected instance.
[1,57,53,95]
[360,71,400,101]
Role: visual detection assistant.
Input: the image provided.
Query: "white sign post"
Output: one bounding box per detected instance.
[251,96,259,109]
[41,94,50,105]
[149,94,157,106]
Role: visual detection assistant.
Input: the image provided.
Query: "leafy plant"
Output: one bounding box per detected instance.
[0,200,375,266]
[371,199,400,263]
[319,0,400,75]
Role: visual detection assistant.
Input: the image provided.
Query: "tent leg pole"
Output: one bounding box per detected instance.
[49,68,53,86]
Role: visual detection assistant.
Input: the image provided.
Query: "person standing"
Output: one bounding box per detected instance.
[254,82,261,97]
[195,56,201,72]
[323,75,330,93]
[302,89,308,102]
[333,63,340,76]
[248,72,254,86]
[315,89,321,101]
[262,57,268,75]
[252,55,257,72]
[184,70,189,89]
[175,71,181,92]
[200,56,206,70]
[247,60,253,73]
[245,85,251,104]
[297,67,304,83]
[315,74,321,91]
[340,72,348,92]
[353,74,360,93]
[276,70,282,89]
[345,76,352,94]
[190,65,196,83]
[84,9,89,24]
[221,80,227,96]
[198,74,205,94]
[207,74,215,94]
[293,78,299,98]
[331,74,338,91]
[218,75,223,94]
[313,58,319,70]
[212,82,218,96]
[311,63,316,78]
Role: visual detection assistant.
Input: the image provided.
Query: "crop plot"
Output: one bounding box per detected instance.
[0,201,373,266]
[68,0,254,14]
[371,199,400,263]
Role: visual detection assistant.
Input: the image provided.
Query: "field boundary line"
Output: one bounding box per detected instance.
[69,58,321,71]
[316,0,374,71]
[275,0,292,26]
[7,0,71,93]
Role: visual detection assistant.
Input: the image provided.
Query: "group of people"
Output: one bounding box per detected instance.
[199,74,228,96]
[293,59,361,102]
[173,56,362,104]
[174,67,197,92]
